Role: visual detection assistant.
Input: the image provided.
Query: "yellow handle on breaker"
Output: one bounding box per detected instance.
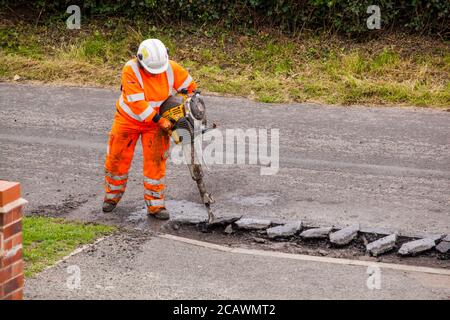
[169,129,181,144]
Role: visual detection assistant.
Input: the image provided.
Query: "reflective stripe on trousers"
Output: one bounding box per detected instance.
[105,171,128,181]
[105,181,126,192]
[105,192,123,200]
[144,176,163,186]
[145,189,163,199]
[145,199,165,207]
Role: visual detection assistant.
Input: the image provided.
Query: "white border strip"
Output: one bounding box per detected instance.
[159,234,450,276]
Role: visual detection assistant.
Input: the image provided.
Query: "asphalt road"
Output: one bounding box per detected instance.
[0,83,449,235]
[24,232,450,299]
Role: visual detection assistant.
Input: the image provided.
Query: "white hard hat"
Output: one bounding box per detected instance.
[137,39,169,74]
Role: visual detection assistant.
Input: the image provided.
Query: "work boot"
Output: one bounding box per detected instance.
[102,201,117,213]
[149,208,170,220]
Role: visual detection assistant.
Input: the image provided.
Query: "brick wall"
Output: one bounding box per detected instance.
[0,181,27,300]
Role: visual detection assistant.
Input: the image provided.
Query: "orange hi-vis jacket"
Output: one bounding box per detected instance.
[116,58,197,125]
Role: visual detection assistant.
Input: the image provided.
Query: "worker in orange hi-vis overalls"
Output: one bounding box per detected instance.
[103,39,197,220]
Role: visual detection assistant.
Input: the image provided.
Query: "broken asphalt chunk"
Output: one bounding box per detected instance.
[436,240,450,254]
[235,218,272,230]
[329,224,359,245]
[224,224,234,234]
[172,216,204,225]
[366,234,397,256]
[398,238,435,256]
[300,227,333,239]
[266,222,302,238]
[207,216,242,227]
[428,234,447,242]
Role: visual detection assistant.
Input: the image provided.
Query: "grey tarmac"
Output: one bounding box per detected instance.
[24,232,450,299]
[1,83,449,236]
[2,83,449,300]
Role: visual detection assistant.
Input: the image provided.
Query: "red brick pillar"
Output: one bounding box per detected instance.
[0,181,27,300]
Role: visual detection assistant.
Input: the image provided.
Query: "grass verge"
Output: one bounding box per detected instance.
[1,20,449,107]
[23,216,116,277]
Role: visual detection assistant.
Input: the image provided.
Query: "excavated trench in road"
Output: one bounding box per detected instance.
[27,194,449,270]
[162,221,450,270]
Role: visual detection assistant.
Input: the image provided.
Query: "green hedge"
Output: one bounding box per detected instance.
[2,0,449,36]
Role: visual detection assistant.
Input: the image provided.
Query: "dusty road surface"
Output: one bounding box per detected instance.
[24,231,450,299]
[2,83,449,300]
[1,83,449,235]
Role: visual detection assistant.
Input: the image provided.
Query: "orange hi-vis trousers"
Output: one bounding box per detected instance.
[104,112,170,214]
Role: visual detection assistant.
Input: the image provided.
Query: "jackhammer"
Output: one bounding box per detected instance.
[159,91,219,224]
